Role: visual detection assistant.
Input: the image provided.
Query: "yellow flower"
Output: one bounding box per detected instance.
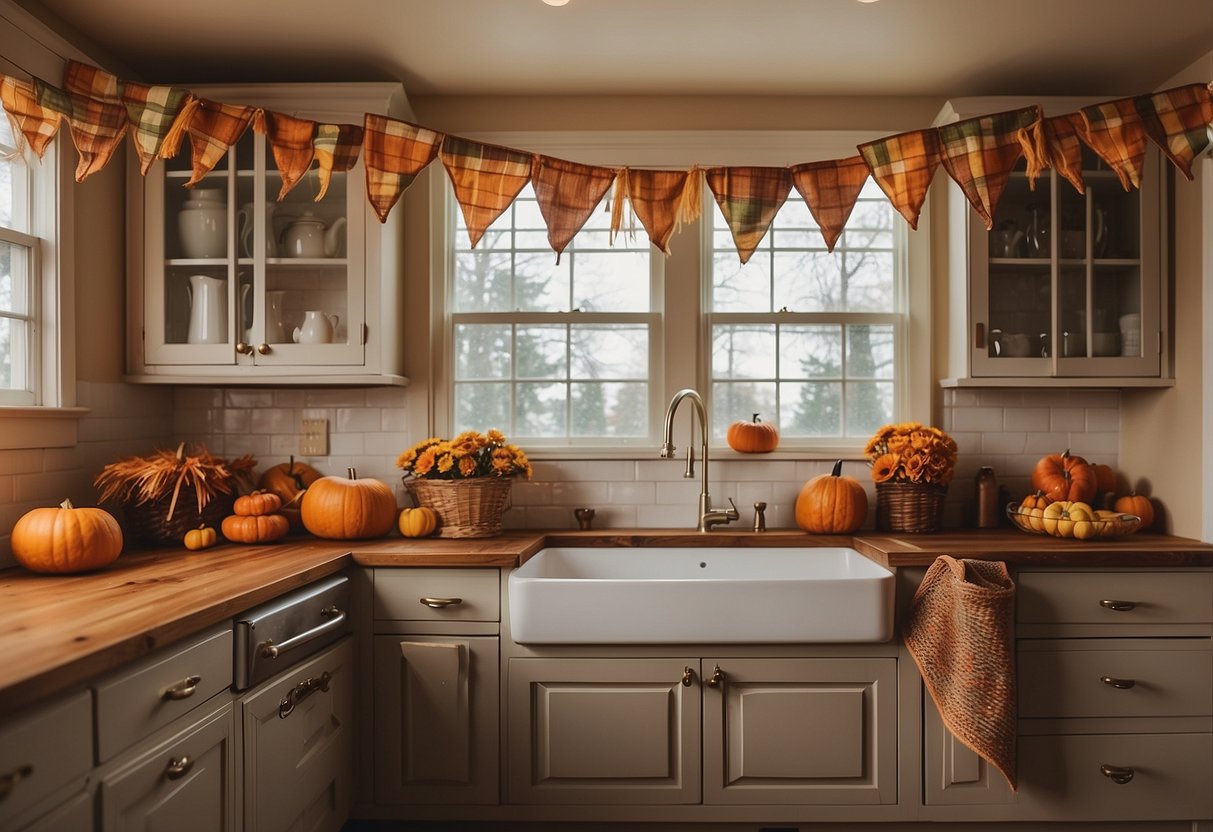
[458,456,477,477]
[871,453,900,483]
[486,428,506,445]
[436,453,455,474]
[413,449,437,476]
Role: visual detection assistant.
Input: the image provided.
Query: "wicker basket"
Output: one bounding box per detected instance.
[404,477,513,538]
[120,492,236,546]
[875,481,947,533]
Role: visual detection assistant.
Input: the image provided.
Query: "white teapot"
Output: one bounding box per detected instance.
[293,310,339,344]
[281,211,347,258]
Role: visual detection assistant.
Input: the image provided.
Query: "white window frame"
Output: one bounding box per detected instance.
[427,130,932,459]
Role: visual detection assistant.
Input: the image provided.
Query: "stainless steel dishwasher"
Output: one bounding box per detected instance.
[234,573,354,832]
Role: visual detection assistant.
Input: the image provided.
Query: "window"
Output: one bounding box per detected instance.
[449,184,658,444]
[709,180,905,442]
[0,114,38,406]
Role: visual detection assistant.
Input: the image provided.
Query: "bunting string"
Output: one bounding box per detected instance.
[1,61,1210,264]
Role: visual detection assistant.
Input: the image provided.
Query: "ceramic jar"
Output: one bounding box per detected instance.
[178,189,227,259]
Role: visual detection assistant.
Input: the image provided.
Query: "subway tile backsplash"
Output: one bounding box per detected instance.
[0,383,1120,568]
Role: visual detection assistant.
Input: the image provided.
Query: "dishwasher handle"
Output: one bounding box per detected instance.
[259,605,346,660]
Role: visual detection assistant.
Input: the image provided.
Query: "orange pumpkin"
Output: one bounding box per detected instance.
[1020,489,1050,511]
[183,524,218,551]
[726,413,780,453]
[11,499,124,574]
[794,460,868,534]
[233,490,283,517]
[398,506,439,538]
[1114,492,1155,530]
[1031,450,1097,504]
[1091,463,1117,494]
[257,456,322,507]
[301,468,397,540]
[221,513,290,544]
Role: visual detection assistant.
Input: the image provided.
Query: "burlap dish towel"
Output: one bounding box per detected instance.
[904,555,1017,790]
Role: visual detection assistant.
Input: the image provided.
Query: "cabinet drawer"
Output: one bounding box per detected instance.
[1018,732,1212,820]
[374,568,499,622]
[0,690,92,829]
[1019,638,1213,718]
[94,625,233,763]
[1017,570,1213,626]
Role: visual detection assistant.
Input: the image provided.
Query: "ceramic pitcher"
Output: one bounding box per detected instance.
[293,310,339,344]
[186,274,228,344]
[178,189,227,259]
[281,211,347,258]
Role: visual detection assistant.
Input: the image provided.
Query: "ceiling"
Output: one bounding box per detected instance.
[17,0,1213,99]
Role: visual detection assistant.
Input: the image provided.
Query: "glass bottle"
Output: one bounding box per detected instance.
[975,466,999,529]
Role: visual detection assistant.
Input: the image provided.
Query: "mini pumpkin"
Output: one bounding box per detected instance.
[1019,490,1050,511]
[726,413,780,454]
[233,490,283,517]
[183,524,218,551]
[794,460,868,534]
[1031,449,1097,504]
[1114,492,1155,530]
[399,506,439,538]
[301,468,397,540]
[11,499,124,574]
[221,513,290,544]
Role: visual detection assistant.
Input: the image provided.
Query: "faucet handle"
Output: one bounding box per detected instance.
[724,497,739,520]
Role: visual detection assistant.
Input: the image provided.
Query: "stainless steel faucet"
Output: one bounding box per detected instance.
[659,388,739,532]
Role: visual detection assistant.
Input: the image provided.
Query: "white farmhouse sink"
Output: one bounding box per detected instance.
[508,547,895,644]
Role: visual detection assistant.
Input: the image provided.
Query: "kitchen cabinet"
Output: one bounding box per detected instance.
[126,83,411,386]
[0,690,93,831]
[936,97,1168,387]
[507,656,897,806]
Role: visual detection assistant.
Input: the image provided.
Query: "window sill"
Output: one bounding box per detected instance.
[0,406,90,450]
[524,445,866,463]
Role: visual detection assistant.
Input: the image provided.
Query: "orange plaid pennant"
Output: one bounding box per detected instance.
[179,98,255,187]
[1,75,63,159]
[1079,97,1147,191]
[33,79,128,182]
[531,154,617,261]
[608,167,702,255]
[440,136,533,249]
[363,114,442,223]
[1134,83,1213,181]
[1040,113,1087,194]
[312,122,364,202]
[790,155,870,252]
[858,128,941,230]
[705,166,792,264]
[937,106,1043,230]
[260,111,316,200]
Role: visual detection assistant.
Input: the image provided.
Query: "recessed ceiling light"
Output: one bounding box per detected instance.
[542,0,570,6]
[857,0,880,3]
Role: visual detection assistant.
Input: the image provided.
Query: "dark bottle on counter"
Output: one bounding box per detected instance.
[975,466,999,529]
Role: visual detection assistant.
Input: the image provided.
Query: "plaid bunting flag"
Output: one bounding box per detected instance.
[704,166,792,264]
[313,122,364,202]
[363,114,441,223]
[1,75,64,159]
[33,79,128,182]
[531,154,617,261]
[261,111,317,200]
[608,167,702,255]
[179,98,255,187]
[1134,83,1213,181]
[64,60,191,176]
[936,106,1042,230]
[1040,113,1087,194]
[790,155,869,252]
[1079,97,1147,191]
[858,128,941,230]
[440,136,533,249]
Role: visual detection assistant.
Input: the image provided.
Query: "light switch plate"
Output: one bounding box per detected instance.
[299,418,329,456]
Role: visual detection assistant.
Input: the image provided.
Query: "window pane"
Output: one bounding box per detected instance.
[845,380,894,436]
[454,324,512,379]
[571,325,647,378]
[454,251,511,312]
[782,324,841,379]
[517,325,567,379]
[711,251,771,312]
[0,316,12,389]
[515,381,566,437]
[782,382,841,437]
[712,381,776,437]
[847,324,895,380]
[453,382,511,432]
[712,325,776,379]
[0,157,13,229]
[572,250,648,312]
[572,382,648,437]
[514,252,569,312]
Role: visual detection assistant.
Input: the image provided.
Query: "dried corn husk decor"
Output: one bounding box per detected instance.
[94,442,256,545]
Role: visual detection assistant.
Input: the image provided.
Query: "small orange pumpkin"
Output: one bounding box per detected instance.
[301,468,397,540]
[10,498,124,574]
[1091,463,1117,494]
[183,524,218,551]
[726,413,780,454]
[1031,449,1097,504]
[398,506,439,538]
[1019,489,1050,511]
[233,490,283,517]
[221,513,290,544]
[257,456,322,507]
[1114,492,1155,530]
[794,460,868,534]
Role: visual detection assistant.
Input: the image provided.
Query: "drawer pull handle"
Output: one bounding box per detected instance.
[1100,764,1135,785]
[681,666,694,686]
[165,756,194,780]
[420,597,462,608]
[260,605,346,659]
[0,764,33,802]
[162,674,202,701]
[705,664,726,688]
[1099,599,1136,611]
[1100,675,1136,689]
[279,671,332,719]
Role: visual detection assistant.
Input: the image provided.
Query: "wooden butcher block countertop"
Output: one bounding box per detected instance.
[2,527,1210,715]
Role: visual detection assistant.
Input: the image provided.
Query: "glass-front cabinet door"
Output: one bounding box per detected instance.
[968,147,1162,379]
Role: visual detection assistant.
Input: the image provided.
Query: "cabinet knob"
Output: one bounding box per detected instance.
[1099,764,1135,785]
[705,664,725,688]
[257,343,271,355]
[235,342,254,355]
[1099,599,1136,612]
[165,755,194,780]
[1099,675,1136,689]
[0,764,33,802]
[161,674,202,701]
[420,597,463,608]
[681,666,695,687]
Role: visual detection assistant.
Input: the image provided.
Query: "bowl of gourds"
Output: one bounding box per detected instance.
[1007,499,1140,540]
[1008,450,1151,540]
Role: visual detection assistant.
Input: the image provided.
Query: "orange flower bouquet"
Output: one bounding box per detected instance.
[864,422,957,532]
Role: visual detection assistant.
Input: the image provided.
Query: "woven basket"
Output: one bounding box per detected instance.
[405,477,513,538]
[121,492,236,546]
[875,481,947,533]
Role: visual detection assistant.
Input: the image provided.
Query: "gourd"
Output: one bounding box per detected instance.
[183,524,217,551]
[301,468,397,540]
[221,513,290,544]
[726,413,780,453]
[1031,449,1097,504]
[1114,492,1155,530]
[794,460,868,534]
[398,506,439,538]
[1091,463,1117,494]
[11,498,124,574]
[233,490,283,517]
[257,456,322,505]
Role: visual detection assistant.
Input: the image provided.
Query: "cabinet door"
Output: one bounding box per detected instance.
[507,657,700,805]
[922,694,1014,806]
[701,657,897,805]
[373,634,499,805]
[241,637,354,832]
[99,698,237,832]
